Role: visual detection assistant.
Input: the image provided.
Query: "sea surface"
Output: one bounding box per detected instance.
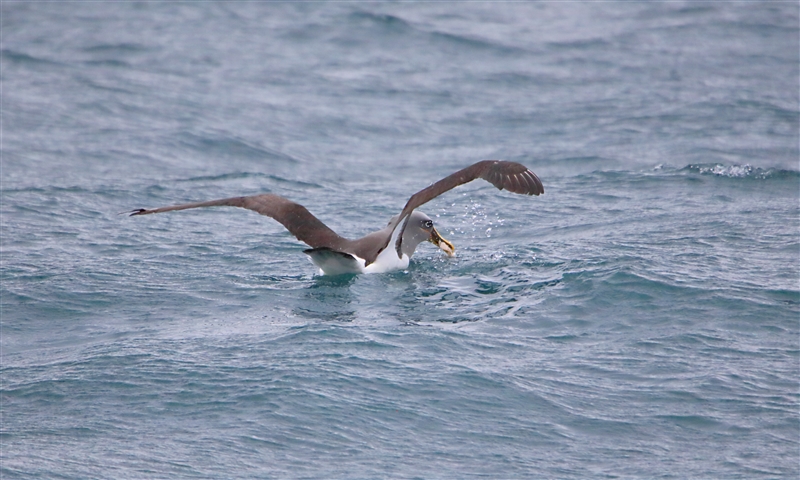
[2,2,799,478]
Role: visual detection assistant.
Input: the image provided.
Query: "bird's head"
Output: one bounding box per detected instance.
[401,211,455,258]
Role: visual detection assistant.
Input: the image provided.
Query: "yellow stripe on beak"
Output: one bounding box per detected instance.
[429,226,455,257]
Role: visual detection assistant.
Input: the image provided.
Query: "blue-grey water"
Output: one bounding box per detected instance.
[2,2,799,478]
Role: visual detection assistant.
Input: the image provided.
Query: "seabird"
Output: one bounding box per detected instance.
[129,160,543,275]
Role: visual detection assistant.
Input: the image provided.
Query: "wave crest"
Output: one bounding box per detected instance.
[681,163,799,179]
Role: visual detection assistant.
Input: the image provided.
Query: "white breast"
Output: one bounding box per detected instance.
[364,219,410,273]
[363,248,409,274]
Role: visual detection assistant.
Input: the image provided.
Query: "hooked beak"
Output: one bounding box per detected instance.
[429,226,456,257]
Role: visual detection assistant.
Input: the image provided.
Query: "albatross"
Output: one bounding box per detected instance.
[129,160,543,275]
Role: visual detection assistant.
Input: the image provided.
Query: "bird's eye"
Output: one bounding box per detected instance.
[423,220,433,228]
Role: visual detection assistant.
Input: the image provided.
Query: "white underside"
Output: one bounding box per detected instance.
[307,249,410,276]
[306,250,365,275]
[307,221,410,276]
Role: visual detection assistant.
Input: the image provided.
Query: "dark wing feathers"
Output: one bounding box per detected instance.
[484,161,544,195]
[129,194,347,250]
[398,160,542,220]
[391,160,543,255]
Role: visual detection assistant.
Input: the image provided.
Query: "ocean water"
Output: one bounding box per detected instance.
[2,2,798,478]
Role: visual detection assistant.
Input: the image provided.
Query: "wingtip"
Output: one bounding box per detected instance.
[481,160,545,196]
[522,167,544,196]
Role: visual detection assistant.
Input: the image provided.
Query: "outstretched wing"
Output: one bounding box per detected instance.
[129,194,348,250]
[391,160,544,255]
